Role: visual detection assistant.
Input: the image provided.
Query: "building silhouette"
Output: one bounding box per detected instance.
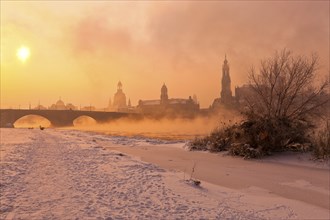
[220,55,233,104]
[34,104,47,110]
[235,84,254,106]
[160,84,169,105]
[109,81,127,111]
[137,83,199,117]
[49,99,66,110]
[49,98,77,110]
[212,55,236,109]
[81,106,95,111]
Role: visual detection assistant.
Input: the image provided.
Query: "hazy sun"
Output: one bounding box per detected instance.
[17,46,30,62]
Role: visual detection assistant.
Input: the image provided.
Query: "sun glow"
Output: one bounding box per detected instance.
[17,46,30,62]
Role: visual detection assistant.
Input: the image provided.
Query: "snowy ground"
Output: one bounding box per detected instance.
[0,128,329,219]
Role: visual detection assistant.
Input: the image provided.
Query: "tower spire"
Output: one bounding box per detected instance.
[221,55,232,104]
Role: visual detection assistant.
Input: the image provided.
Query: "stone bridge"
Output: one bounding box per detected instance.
[0,109,141,128]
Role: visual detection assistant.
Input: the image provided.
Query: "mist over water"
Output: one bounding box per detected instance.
[71,110,242,140]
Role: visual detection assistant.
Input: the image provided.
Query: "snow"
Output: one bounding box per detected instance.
[0,128,329,219]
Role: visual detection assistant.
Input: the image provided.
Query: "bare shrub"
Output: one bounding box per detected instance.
[189,118,310,158]
[189,137,210,151]
[243,49,329,156]
[240,117,310,152]
[246,49,328,121]
[189,122,237,152]
[228,143,263,159]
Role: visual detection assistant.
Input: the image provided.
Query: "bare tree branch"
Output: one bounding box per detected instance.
[245,49,329,121]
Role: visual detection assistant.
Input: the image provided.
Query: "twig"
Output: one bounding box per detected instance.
[190,162,197,180]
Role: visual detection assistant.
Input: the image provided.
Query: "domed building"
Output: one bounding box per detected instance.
[49,98,77,110]
[49,98,66,110]
[111,81,127,111]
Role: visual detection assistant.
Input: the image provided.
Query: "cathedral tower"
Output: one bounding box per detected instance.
[220,55,232,104]
[160,83,168,105]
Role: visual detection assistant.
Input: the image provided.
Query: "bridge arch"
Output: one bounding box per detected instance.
[73,115,97,127]
[14,114,51,128]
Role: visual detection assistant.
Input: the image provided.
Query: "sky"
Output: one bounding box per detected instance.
[1,1,329,109]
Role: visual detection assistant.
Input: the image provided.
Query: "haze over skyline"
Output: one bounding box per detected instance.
[1,1,329,109]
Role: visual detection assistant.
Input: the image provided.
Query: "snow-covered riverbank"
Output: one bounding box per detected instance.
[0,128,329,219]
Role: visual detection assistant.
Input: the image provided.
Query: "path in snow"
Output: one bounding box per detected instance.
[0,129,243,219]
[0,129,319,219]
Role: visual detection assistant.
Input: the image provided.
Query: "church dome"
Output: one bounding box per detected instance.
[56,99,65,106]
[51,98,66,110]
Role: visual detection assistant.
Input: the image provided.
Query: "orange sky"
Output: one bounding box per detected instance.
[1,1,329,109]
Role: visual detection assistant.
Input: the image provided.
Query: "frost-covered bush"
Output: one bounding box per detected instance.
[188,117,312,158]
